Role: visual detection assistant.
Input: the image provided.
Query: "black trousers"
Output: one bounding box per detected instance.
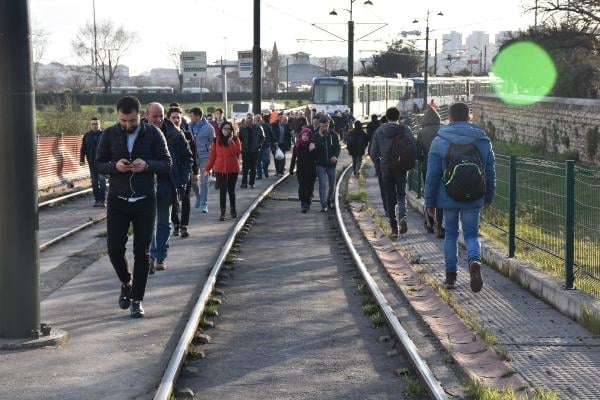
[216,172,238,210]
[106,194,156,301]
[274,146,287,175]
[171,179,192,227]
[241,152,258,185]
[380,169,407,229]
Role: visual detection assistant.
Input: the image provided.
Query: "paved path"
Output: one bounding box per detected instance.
[178,176,411,400]
[362,163,600,399]
[0,168,284,400]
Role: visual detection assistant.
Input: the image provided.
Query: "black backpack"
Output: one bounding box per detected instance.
[442,142,486,201]
[389,125,416,173]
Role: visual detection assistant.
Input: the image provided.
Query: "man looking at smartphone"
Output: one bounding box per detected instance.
[95,96,172,318]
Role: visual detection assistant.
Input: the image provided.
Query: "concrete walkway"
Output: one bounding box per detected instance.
[360,163,600,399]
[178,177,410,400]
[0,169,283,400]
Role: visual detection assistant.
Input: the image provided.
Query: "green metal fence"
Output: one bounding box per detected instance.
[407,153,600,298]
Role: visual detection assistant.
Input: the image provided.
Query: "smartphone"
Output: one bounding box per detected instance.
[122,160,131,165]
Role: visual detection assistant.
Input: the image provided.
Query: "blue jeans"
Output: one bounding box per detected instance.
[316,165,336,209]
[443,207,481,273]
[197,158,209,208]
[89,167,106,203]
[150,183,173,262]
[257,147,271,178]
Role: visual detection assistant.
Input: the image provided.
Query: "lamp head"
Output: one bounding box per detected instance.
[364,0,373,4]
[437,11,444,16]
[412,19,418,24]
[329,9,338,15]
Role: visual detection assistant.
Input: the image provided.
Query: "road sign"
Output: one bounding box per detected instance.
[181,51,207,82]
[238,51,253,78]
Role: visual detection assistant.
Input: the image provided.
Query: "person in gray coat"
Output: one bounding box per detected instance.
[416,106,444,237]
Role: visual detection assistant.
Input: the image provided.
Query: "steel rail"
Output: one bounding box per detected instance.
[154,173,290,400]
[38,188,93,208]
[334,164,447,400]
[38,215,106,252]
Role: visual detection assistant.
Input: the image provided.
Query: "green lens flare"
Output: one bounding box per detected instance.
[492,41,557,105]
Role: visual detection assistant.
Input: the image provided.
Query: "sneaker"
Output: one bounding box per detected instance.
[250,184,255,188]
[201,206,208,213]
[119,283,132,309]
[390,223,399,238]
[99,201,106,207]
[445,272,457,290]
[148,257,156,275]
[93,202,100,208]
[240,183,248,188]
[220,210,226,221]
[301,208,308,214]
[130,301,144,318]
[180,226,189,238]
[256,176,262,180]
[320,207,328,212]
[469,261,483,293]
[156,260,167,271]
[173,226,180,237]
[399,218,408,234]
[230,210,237,218]
[436,227,445,239]
[424,220,434,234]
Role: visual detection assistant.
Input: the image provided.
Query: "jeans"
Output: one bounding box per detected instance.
[106,195,155,301]
[150,182,173,262]
[171,179,192,227]
[197,158,209,208]
[443,207,481,273]
[89,167,106,203]
[351,155,363,175]
[380,168,407,229]
[274,145,286,175]
[316,165,336,209]
[257,146,271,178]
[242,152,258,185]
[216,172,238,210]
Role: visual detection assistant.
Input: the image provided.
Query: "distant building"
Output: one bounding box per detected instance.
[278,52,328,88]
[442,31,463,53]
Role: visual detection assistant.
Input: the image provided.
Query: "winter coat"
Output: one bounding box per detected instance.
[424,121,496,209]
[239,123,265,153]
[416,107,442,164]
[312,130,341,167]
[158,119,194,193]
[181,128,199,175]
[270,122,292,151]
[346,127,369,157]
[369,122,416,169]
[261,123,277,151]
[80,129,104,167]
[191,118,216,160]
[205,137,242,174]
[289,145,317,182]
[95,122,172,198]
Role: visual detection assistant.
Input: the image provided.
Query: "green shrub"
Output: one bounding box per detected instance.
[97,106,106,114]
[106,107,115,114]
[207,106,215,114]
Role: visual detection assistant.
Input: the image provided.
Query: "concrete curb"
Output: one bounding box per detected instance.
[346,177,528,393]
[405,190,600,330]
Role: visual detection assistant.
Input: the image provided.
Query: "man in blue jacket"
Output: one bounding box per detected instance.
[95,96,172,318]
[424,102,496,292]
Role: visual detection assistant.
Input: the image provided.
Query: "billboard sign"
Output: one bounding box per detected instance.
[181,51,207,84]
[238,50,253,78]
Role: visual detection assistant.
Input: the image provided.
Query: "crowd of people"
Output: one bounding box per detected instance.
[79,96,495,319]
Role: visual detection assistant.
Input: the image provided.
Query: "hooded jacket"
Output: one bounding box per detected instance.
[424,121,496,209]
[369,122,416,168]
[312,129,341,167]
[191,117,216,160]
[416,107,441,163]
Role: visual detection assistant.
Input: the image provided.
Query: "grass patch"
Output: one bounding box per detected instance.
[371,311,386,328]
[361,303,379,316]
[186,345,205,360]
[580,305,600,334]
[403,375,427,398]
[497,346,513,362]
[96,230,108,238]
[204,305,219,317]
[466,378,558,400]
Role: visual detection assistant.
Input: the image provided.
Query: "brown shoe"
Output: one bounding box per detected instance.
[469,261,483,293]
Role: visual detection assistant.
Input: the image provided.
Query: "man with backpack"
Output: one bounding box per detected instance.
[370,107,417,237]
[424,102,496,292]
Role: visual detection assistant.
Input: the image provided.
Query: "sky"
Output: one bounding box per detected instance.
[30,0,535,75]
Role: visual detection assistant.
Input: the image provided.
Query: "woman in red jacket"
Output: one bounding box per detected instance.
[204,121,242,221]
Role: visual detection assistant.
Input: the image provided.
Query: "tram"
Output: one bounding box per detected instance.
[408,76,498,111]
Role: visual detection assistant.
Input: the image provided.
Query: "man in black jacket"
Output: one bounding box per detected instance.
[80,117,106,207]
[239,113,265,188]
[270,113,292,177]
[95,96,172,318]
[146,102,193,273]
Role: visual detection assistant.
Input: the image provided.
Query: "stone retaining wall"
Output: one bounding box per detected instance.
[471,94,600,163]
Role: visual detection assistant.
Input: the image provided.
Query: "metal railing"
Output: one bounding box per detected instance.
[408,152,600,298]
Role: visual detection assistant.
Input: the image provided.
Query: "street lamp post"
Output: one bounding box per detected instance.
[474,46,483,75]
[413,10,443,111]
[329,0,373,115]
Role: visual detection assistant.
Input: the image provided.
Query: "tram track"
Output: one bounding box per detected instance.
[155,164,450,400]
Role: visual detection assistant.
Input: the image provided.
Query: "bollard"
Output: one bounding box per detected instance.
[508,156,516,258]
[564,160,575,290]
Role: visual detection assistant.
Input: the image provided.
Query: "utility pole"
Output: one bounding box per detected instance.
[221,57,228,118]
[433,39,438,76]
[348,19,354,114]
[286,58,289,93]
[252,0,261,115]
[92,0,98,87]
[484,45,487,74]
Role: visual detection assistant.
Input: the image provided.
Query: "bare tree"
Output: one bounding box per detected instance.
[166,44,184,93]
[529,0,600,31]
[316,57,341,75]
[32,27,49,87]
[72,20,136,93]
[65,67,91,93]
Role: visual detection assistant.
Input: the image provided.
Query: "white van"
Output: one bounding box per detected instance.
[231,103,252,124]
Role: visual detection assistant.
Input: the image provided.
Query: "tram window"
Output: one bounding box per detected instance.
[313,83,344,105]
